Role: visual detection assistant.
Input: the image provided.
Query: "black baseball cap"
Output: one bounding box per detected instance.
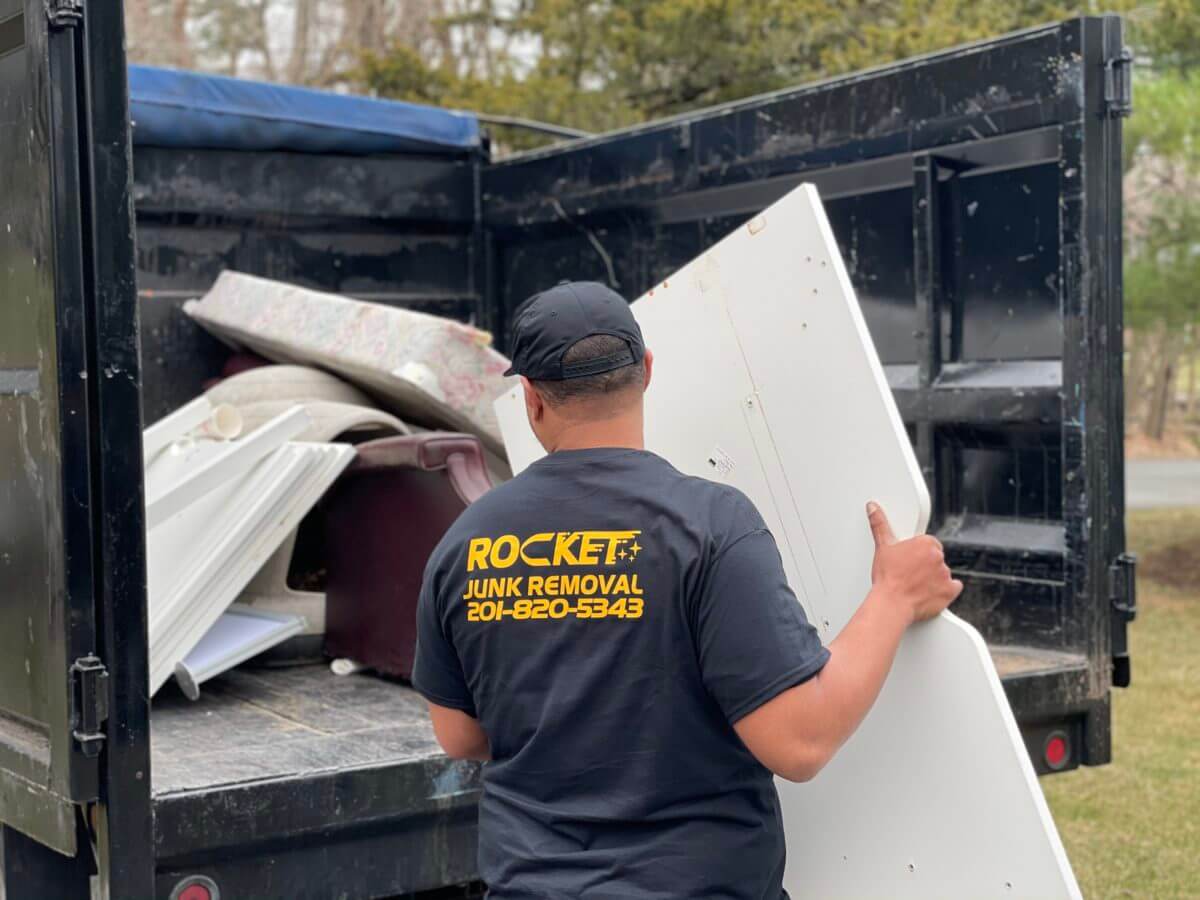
[503,281,645,381]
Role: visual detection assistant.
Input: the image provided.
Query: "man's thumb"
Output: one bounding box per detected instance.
[866,501,896,547]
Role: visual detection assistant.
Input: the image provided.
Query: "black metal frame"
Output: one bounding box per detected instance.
[82,2,154,893]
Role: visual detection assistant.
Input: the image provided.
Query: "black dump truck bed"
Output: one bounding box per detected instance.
[0,7,1129,899]
[151,670,479,897]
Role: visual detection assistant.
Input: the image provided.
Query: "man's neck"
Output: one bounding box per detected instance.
[546,413,644,453]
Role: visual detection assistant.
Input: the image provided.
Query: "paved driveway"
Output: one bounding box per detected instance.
[1127,460,1200,509]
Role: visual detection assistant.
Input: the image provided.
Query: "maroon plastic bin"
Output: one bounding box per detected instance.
[323,433,494,678]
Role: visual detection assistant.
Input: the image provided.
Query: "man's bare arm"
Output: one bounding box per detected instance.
[733,502,962,782]
[428,703,492,761]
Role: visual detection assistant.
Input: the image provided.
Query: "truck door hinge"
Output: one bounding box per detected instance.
[70,656,109,758]
[46,0,83,28]
[1108,552,1137,688]
[1104,47,1133,118]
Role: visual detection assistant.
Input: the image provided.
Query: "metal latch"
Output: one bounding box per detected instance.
[1108,552,1137,688]
[70,655,109,758]
[1104,47,1133,118]
[46,0,83,28]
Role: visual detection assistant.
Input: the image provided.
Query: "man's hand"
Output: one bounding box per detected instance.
[867,501,963,625]
[732,502,963,783]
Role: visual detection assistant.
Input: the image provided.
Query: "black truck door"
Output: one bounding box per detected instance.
[0,2,150,894]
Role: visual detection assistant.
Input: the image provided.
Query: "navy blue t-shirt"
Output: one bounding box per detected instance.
[413,447,829,899]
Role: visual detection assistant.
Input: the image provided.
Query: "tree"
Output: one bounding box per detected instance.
[352,0,1084,148]
[1123,72,1200,438]
[125,0,195,69]
[126,0,446,86]
[1127,0,1200,70]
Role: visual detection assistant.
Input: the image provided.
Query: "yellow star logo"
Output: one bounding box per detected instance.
[628,541,642,560]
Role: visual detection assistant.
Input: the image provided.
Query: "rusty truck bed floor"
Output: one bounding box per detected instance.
[150,645,1087,796]
[151,663,445,797]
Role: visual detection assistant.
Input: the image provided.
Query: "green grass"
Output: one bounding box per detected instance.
[1042,508,1200,899]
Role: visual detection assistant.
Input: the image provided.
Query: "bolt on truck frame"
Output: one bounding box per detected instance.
[0,5,1130,898]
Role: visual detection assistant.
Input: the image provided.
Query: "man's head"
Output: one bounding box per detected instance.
[504,282,653,451]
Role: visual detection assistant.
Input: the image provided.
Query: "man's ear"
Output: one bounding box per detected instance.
[521,376,544,423]
[642,348,654,392]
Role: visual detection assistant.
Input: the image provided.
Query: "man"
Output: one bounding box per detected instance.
[413,281,962,899]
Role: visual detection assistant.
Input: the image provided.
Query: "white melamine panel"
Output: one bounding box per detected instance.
[144,407,309,530]
[495,184,1079,899]
[145,437,354,694]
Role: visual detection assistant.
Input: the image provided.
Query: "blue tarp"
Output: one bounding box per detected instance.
[128,65,480,156]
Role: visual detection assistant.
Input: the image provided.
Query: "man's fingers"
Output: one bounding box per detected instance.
[866,501,897,547]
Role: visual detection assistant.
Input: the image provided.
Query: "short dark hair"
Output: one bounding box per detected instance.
[530,334,645,406]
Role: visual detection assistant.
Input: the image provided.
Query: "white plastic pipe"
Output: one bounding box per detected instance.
[143,397,213,463]
[195,404,244,440]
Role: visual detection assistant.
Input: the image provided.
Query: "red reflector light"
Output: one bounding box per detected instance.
[171,876,219,900]
[1043,733,1069,770]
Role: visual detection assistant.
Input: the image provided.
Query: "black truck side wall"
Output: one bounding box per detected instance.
[483,17,1129,767]
[133,146,488,422]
